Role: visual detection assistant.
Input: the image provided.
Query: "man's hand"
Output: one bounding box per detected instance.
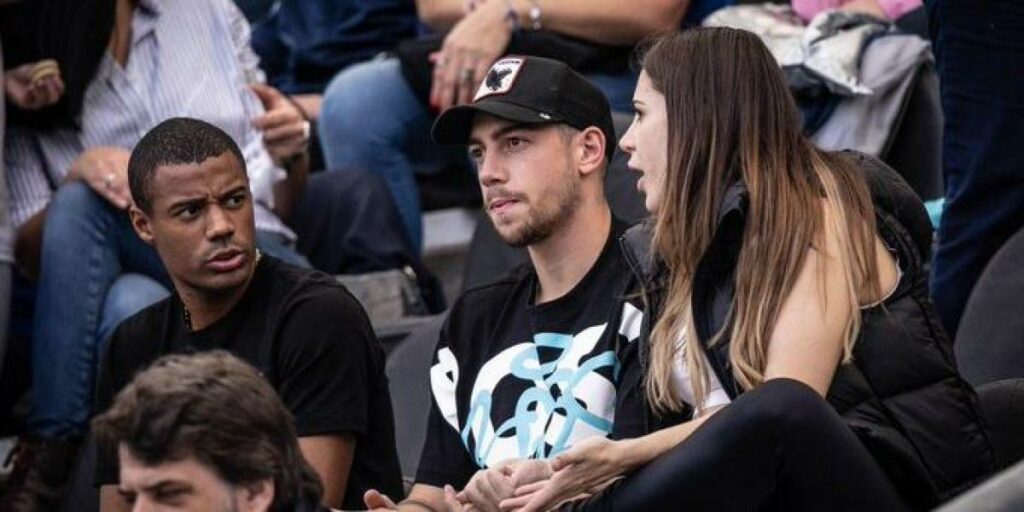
[430,0,513,111]
[364,488,399,511]
[68,147,133,209]
[458,460,553,512]
[4,60,64,110]
[250,83,310,167]
[365,486,464,511]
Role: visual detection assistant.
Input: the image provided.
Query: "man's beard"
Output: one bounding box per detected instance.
[490,169,581,248]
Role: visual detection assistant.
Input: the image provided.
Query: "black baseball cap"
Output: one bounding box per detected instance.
[431,56,616,158]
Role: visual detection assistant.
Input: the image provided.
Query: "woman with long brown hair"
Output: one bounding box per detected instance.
[499,28,993,511]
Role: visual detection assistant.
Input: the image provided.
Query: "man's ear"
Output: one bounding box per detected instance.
[239,478,274,512]
[129,206,155,245]
[577,126,607,178]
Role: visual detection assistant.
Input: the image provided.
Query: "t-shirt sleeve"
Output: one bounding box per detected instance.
[413,314,479,490]
[275,286,381,438]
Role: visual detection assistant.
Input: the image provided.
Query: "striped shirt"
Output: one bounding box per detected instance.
[0,37,13,263]
[3,0,293,239]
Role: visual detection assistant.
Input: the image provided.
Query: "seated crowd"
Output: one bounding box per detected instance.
[0,0,1018,511]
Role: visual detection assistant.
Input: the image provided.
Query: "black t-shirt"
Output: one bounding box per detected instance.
[415,219,646,489]
[95,256,404,510]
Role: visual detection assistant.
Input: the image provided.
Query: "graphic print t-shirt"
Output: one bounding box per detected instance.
[415,220,645,489]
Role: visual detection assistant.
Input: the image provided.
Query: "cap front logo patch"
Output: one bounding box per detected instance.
[474,57,525,102]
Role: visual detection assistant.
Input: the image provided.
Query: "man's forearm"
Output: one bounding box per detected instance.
[298,434,355,508]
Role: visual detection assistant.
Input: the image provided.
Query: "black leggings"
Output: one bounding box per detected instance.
[569,379,909,511]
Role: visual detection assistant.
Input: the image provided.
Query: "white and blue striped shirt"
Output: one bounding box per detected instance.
[3,0,292,239]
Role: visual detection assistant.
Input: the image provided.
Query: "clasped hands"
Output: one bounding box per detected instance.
[366,437,639,512]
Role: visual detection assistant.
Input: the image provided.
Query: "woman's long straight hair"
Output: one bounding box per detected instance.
[642,28,881,414]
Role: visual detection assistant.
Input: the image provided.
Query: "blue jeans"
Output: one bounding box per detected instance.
[27,181,308,438]
[926,0,1024,336]
[318,56,637,250]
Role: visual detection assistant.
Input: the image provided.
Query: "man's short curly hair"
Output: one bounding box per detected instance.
[92,351,322,511]
[128,117,246,213]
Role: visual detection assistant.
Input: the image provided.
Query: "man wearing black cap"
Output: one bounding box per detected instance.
[365,56,645,512]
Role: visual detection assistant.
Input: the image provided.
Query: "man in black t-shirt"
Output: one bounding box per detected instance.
[94,118,403,511]
[365,57,646,512]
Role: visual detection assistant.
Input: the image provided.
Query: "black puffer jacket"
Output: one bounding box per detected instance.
[618,153,995,509]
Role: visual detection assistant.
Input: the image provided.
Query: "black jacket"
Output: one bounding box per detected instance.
[618,153,995,509]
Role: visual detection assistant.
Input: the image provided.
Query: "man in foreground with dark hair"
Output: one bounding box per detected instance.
[93,350,327,512]
[94,117,403,511]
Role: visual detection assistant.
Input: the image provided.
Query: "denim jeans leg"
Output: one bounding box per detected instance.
[927,0,1024,335]
[96,273,170,352]
[586,71,639,114]
[318,57,464,251]
[254,230,312,268]
[27,182,168,438]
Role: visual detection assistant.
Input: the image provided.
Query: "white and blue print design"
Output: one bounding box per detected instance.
[431,303,644,468]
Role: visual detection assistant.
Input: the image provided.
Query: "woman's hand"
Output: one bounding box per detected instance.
[500,438,638,512]
[430,0,513,111]
[4,60,64,110]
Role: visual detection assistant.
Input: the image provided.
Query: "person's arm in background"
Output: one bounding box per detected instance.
[221,0,308,220]
[249,83,309,220]
[299,435,356,507]
[793,0,921,22]
[417,0,688,45]
[425,0,688,111]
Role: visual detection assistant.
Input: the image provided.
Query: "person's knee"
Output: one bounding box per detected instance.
[101,274,169,335]
[738,378,834,429]
[45,182,104,229]
[98,274,169,350]
[320,58,404,141]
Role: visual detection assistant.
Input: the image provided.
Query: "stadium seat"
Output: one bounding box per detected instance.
[955,225,1024,387]
[936,456,1024,512]
[976,379,1024,471]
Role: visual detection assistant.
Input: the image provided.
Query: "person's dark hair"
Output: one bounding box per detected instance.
[92,351,323,512]
[128,117,247,213]
[2,0,115,129]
